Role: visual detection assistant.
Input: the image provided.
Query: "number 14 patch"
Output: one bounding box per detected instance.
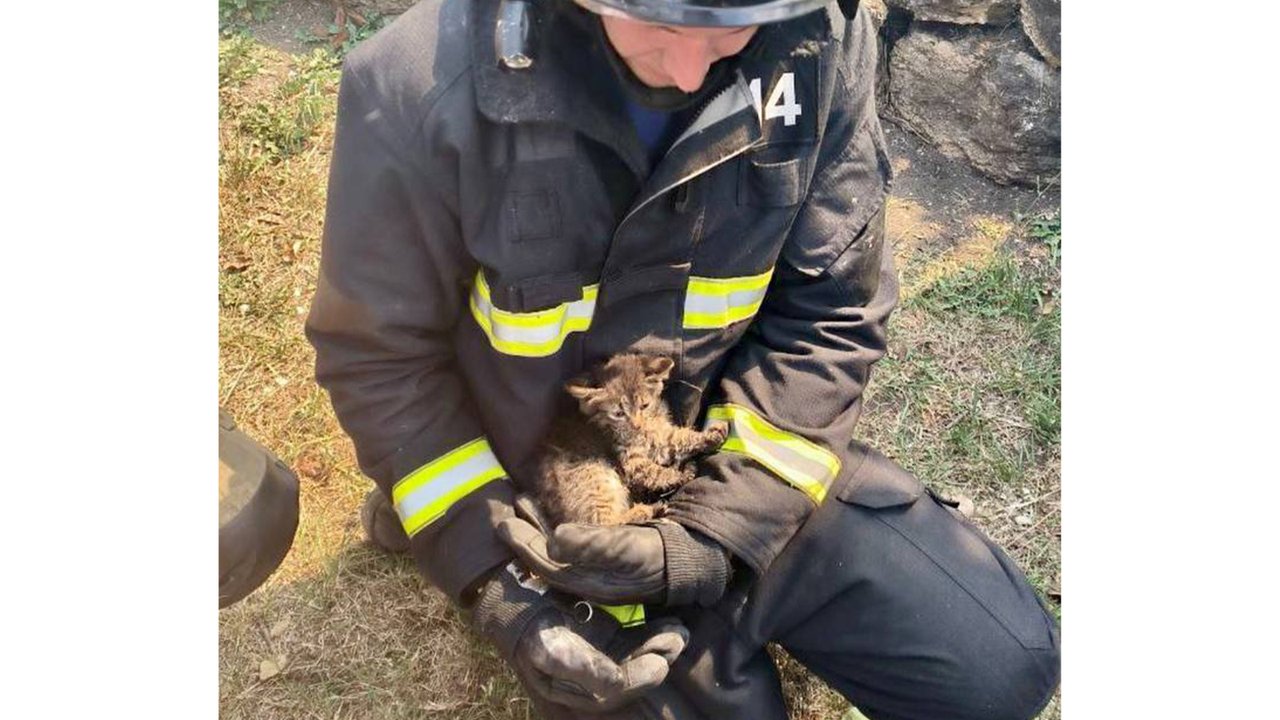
[744,56,819,144]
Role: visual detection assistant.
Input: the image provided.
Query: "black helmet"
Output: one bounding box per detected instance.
[572,0,842,27]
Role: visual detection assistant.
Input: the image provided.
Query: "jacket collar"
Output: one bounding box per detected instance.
[471,0,650,174]
[469,0,837,175]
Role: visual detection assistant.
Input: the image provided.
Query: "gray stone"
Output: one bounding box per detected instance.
[1020,0,1061,67]
[350,0,418,17]
[888,24,1060,186]
[863,0,890,27]
[884,0,1019,25]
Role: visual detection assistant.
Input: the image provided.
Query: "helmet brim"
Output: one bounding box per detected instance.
[572,0,832,28]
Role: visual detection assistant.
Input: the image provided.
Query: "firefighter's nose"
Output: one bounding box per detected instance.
[663,41,714,93]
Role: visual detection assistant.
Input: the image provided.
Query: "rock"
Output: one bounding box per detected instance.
[873,1,913,132]
[1020,0,1061,67]
[350,0,418,17]
[863,0,890,27]
[884,0,1019,25]
[888,24,1060,186]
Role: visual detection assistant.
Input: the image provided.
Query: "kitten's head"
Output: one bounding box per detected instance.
[565,354,673,440]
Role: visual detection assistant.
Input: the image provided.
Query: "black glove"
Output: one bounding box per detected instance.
[471,561,690,713]
[496,497,732,607]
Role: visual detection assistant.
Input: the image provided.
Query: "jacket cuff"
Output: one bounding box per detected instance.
[472,562,554,660]
[657,521,731,607]
[409,478,518,604]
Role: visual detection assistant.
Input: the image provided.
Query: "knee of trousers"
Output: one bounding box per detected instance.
[944,620,1061,720]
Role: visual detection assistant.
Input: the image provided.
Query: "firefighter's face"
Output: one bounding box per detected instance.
[600,15,758,93]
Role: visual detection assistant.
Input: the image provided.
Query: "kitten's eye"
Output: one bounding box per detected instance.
[609,408,625,420]
[639,399,652,411]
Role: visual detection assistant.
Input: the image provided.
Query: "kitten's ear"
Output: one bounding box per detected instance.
[564,376,600,400]
[642,356,674,381]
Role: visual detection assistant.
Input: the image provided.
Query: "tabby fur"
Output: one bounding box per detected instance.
[532,354,728,527]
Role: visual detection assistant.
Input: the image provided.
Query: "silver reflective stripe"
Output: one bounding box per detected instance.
[394,449,501,522]
[469,271,598,357]
[683,268,774,330]
[392,438,508,537]
[705,404,840,504]
[684,285,769,316]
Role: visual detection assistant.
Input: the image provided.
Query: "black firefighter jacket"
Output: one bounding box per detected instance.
[305,0,897,605]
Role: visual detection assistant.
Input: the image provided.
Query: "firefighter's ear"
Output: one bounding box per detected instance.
[642,356,674,382]
[565,376,600,400]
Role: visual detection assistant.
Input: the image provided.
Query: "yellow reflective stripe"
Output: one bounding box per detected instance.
[470,271,598,357]
[704,404,840,504]
[686,269,774,296]
[598,603,646,628]
[683,268,774,330]
[392,438,507,538]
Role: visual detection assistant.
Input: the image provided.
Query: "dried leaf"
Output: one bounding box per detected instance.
[258,658,281,680]
[295,452,327,482]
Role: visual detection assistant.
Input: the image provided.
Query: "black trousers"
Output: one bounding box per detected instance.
[548,443,1061,720]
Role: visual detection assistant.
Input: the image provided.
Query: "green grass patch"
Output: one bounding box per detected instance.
[222,46,340,165]
[219,0,280,33]
[912,252,1043,322]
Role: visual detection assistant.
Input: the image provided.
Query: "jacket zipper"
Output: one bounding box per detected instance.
[611,82,763,242]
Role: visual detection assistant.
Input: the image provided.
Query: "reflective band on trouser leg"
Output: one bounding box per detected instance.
[598,603,646,628]
[392,438,508,538]
[469,270,598,357]
[703,404,840,504]
[682,268,774,330]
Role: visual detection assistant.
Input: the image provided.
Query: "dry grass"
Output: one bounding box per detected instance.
[218,35,1061,720]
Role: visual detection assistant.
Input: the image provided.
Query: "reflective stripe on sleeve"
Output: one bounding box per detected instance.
[682,268,774,330]
[703,404,840,504]
[392,438,508,538]
[469,271,598,357]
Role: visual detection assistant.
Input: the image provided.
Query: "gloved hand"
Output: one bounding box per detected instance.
[496,496,732,607]
[471,560,691,713]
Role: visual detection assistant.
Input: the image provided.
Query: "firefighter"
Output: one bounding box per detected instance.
[305,0,1061,717]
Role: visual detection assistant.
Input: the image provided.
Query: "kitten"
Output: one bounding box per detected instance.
[532,354,728,527]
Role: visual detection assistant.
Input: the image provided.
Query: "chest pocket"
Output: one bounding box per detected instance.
[738,151,808,207]
[497,155,575,247]
[504,190,560,244]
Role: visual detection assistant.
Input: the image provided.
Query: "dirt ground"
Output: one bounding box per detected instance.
[219,4,1061,719]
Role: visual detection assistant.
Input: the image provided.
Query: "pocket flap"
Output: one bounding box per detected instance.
[737,153,806,207]
[486,270,586,313]
[837,444,923,509]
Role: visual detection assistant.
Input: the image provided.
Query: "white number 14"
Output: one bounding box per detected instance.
[749,72,803,127]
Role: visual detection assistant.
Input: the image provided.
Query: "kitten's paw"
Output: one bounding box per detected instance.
[704,422,729,447]
[623,503,658,524]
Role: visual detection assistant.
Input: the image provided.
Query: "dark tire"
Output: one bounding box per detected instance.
[219,409,300,609]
